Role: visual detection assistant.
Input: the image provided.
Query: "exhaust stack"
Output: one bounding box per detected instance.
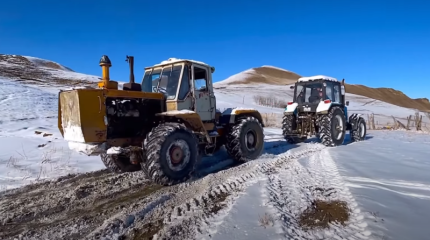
[123,55,142,91]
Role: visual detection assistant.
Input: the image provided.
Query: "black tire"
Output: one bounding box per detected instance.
[319,107,346,147]
[100,153,141,173]
[282,114,306,144]
[142,122,198,186]
[351,117,366,142]
[225,116,264,163]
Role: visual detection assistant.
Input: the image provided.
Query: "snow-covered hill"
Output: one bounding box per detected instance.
[1,56,430,240]
[214,70,430,129]
[215,66,430,112]
[0,54,100,91]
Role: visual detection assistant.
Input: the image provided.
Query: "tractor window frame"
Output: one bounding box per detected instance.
[178,64,190,100]
[192,65,208,91]
[333,83,341,103]
[325,82,334,101]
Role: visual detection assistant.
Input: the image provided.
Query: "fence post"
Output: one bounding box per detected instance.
[406,115,411,130]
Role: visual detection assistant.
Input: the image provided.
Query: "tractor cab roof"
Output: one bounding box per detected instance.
[297,75,338,83]
[146,58,215,73]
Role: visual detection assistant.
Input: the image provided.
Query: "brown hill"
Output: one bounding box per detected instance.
[0,54,99,87]
[220,66,300,85]
[344,84,430,112]
[217,66,430,112]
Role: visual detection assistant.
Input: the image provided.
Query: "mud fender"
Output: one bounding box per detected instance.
[220,108,265,127]
[284,103,298,115]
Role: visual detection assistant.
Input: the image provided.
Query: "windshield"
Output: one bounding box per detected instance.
[141,65,183,100]
[294,82,324,104]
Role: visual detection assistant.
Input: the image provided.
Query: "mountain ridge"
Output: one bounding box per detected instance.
[215,67,430,112]
[1,54,428,111]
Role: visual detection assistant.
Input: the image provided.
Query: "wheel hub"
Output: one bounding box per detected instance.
[245,130,257,150]
[166,139,191,172]
[169,146,184,164]
[334,115,344,140]
[247,132,255,145]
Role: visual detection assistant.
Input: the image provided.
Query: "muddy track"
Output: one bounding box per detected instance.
[0,144,324,240]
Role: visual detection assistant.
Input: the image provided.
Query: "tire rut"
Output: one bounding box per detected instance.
[0,143,324,240]
[264,148,371,239]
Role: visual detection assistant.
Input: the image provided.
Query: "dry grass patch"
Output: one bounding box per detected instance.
[259,212,275,228]
[299,199,350,230]
[253,95,288,108]
[262,113,282,128]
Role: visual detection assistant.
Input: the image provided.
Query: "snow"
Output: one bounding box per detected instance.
[160,109,196,115]
[62,124,86,143]
[331,131,430,240]
[23,56,73,71]
[213,83,430,128]
[1,63,430,239]
[298,75,338,82]
[0,78,105,191]
[214,69,256,85]
[153,57,211,67]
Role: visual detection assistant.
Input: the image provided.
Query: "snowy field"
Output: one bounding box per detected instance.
[0,78,104,191]
[1,68,430,239]
[213,82,430,129]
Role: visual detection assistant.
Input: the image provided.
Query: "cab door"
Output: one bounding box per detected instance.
[191,64,212,121]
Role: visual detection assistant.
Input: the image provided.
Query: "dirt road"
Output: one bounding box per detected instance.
[0,139,324,240]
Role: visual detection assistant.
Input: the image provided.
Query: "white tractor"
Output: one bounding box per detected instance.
[282,75,367,146]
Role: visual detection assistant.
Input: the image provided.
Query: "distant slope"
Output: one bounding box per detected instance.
[216,66,300,86]
[344,84,430,112]
[0,54,99,88]
[215,66,430,112]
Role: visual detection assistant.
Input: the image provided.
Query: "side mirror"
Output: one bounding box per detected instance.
[290,85,295,89]
[346,101,349,106]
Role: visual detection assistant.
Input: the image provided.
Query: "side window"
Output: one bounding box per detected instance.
[178,65,190,100]
[333,84,341,103]
[193,66,208,91]
[325,82,333,100]
[150,69,162,92]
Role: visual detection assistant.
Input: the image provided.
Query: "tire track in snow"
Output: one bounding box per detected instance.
[264,148,372,239]
[0,79,57,127]
[103,144,327,240]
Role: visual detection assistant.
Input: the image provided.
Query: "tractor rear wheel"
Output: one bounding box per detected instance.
[142,122,199,186]
[351,117,366,142]
[100,153,141,173]
[225,116,264,163]
[319,107,346,146]
[282,114,306,144]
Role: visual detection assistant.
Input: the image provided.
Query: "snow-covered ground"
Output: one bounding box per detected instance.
[204,130,430,240]
[1,65,430,239]
[213,82,430,128]
[0,78,104,191]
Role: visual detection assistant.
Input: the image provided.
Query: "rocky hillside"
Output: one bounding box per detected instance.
[215,67,430,112]
[0,54,99,88]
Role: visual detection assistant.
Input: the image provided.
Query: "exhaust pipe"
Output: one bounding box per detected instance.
[123,55,141,91]
[127,55,135,84]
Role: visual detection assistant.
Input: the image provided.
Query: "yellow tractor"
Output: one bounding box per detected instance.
[58,55,265,185]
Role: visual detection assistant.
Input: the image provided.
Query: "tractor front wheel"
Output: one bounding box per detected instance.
[100,153,141,173]
[282,114,306,144]
[225,116,265,163]
[142,122,199,186]
[318,107,346,147]
[351,117,366,142]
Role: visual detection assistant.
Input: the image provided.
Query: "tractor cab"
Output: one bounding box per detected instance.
[292,75,347,111]
[141,58,217,122]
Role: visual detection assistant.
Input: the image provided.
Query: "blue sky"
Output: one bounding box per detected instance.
[1,0,429,99]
